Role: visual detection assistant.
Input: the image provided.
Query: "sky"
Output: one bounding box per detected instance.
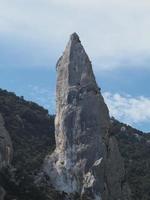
[0,0,150,132]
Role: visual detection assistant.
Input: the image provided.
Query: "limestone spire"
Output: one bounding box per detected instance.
[44,33,131,200]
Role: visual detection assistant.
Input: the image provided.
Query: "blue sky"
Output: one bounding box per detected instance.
[0,0,150,132]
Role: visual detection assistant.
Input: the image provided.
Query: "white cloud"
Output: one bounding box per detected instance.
[0,0,150,69]
[103,92,150,125]
[27,85,56,114]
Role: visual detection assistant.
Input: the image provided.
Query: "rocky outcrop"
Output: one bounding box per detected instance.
[0,187,6,200]
[0,113,13,168]
[0,113,13,200]
[44,33,131,199]
[105,136,131,200]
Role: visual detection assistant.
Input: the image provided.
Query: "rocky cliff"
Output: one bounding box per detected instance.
[44,33,131,200]
[0,113,13,200]
[0,114,13,168]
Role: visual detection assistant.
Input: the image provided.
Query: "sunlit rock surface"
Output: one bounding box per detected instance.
[44,33,131,200]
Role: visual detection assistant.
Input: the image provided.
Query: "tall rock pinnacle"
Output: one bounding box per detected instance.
[44,33,131,200]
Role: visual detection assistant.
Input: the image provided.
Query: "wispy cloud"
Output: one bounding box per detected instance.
[1,0,150,70]
[103,92,150,126]
[27,85,56,114]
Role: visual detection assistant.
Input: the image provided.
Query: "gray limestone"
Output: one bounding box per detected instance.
[0,113,13,168]
[44,33,131,200]
[0,113,13,200]
[0,187,5,200]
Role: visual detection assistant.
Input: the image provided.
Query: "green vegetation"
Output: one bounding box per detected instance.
[0,89,57,200]
[111,118,150,200]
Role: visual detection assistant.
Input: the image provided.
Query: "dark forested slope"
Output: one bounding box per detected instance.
[110,118,150,200]
[0,89,57,200]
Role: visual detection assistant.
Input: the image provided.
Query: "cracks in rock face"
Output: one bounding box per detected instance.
[44,33,131,200]
[66,82,100,107]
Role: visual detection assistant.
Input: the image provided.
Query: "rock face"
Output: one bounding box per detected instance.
[0,113,13,168]
[0,187,6,200]
[44,33,131,200]
[0,113,13,200]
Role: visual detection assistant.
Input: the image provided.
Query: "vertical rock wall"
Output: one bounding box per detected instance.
[44,33,131,200]
[0,113,13,200]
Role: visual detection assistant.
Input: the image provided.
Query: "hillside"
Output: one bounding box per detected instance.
[0,89,150,200]
[0,89,58,200]
[110,118,150,200]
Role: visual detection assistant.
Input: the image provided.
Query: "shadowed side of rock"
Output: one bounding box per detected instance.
[0,113,13,200]
[44,33,131,200]
[105,136,131,200]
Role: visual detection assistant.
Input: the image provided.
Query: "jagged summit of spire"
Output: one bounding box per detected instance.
[70,32,80,43]
[56,33,89,75]
[56,33,94,86]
